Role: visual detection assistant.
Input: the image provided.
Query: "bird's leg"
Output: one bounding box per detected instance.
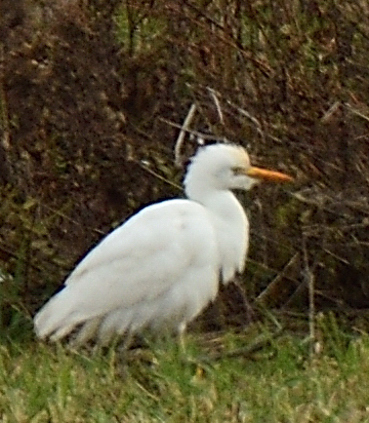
[177,322,187,353]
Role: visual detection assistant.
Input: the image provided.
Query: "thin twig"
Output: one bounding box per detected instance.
[207,87,224,125]
[187,84,265,143]
[136,160,181,191]
[174,103,197,168]
[345,102,369,124]
[321,101,341,123]
[208,87,265,143]
[167,1,272,76]
[226,99,265,143]
[0,44,13,184]
[255,253,300,307]
[161,117,208,138]
[302,234,316,358]
[160,117,227,142]
[208,328,283,361]
[0,45,10,150]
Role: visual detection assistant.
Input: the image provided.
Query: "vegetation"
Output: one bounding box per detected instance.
[0,0,367,326]
[0,315,369,422]
[0,1,369,420]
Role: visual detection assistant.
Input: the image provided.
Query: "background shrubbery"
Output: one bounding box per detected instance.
[1,0,369,334]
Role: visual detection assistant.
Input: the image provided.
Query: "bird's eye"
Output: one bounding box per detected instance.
[232,166,245,175]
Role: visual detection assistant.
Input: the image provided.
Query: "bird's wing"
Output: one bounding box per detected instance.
[34,199,219,337]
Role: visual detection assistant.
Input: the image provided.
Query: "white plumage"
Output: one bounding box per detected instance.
[34,143,292,345]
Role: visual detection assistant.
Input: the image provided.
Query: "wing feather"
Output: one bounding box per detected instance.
[34,199,219,340]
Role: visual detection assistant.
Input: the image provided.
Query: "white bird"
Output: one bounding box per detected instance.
[34,143,292,346]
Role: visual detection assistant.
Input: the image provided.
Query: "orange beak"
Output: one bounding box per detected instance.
[246,167,293,183]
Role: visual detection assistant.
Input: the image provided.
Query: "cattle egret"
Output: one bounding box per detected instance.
[34,143,292,346]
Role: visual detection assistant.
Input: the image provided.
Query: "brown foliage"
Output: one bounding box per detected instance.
[0,0,369,328]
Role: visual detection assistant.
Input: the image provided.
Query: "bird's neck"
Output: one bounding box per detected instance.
[186,185,249,284]
[184,168,247,228]
[185,179,241,218]
[199,189,242,219]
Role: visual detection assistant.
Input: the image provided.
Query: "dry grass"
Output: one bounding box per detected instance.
[1,317,369,422]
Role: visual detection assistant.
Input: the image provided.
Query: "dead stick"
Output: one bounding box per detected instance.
[174,103,197,168]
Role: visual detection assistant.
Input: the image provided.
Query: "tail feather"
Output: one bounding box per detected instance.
[96,308,133,345]
[34,288,133,345]
[34,289,82,340]
[70,317,102,346]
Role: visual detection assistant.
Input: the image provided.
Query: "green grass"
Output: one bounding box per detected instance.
[1,319,369,423]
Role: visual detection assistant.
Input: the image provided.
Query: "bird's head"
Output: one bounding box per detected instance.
[184,143,292,197]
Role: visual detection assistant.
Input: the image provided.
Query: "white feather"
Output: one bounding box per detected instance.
[34,143,290,345]
[34,200,219,342]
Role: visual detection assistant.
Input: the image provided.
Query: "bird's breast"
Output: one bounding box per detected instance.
[207,195,249,284]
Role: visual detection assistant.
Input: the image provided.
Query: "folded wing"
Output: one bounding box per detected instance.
[34,199,220,344]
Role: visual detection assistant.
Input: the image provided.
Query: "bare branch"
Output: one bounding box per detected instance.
[321,101,341,123]
[174,103,197,168]
[302,235,316,358]
[255,253,300,308]
[160,117,222,141]
[207,87,224,125]
[136,159,182,191]
[207,328,283,361]
[226,99,265,143]
[187,84,265,144]
[0,44,13,184]
[345,102,369,124]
